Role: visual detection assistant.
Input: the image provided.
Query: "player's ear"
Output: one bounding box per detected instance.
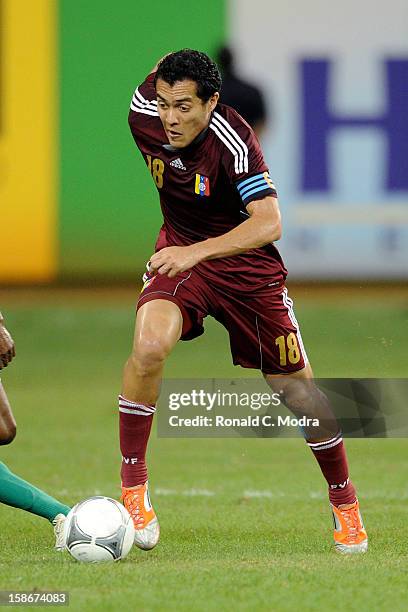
[209,92,219,112]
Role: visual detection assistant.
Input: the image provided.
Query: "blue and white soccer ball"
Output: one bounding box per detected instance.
[63,496,135,563]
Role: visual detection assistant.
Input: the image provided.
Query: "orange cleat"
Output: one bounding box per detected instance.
[332,499,368,554]
[121,482,160,550]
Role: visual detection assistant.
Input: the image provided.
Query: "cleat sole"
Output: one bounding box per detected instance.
[134,517,160,551]
[335,540,368,554]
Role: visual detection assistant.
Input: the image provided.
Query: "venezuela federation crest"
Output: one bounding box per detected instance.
[194,174,210,197]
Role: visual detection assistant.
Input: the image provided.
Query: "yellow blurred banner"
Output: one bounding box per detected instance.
[0,0,56,282]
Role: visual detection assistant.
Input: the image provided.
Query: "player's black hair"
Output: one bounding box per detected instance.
[154,49,222,102]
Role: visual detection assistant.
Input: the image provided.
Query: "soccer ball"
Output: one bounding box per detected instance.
[63,496,135,562]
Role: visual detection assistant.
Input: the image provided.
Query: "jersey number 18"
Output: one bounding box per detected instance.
[146,155,164,189]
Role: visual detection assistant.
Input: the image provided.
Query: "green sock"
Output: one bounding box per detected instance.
[0,461,70,522]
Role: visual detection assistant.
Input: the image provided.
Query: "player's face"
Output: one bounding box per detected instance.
[156,78,219,148]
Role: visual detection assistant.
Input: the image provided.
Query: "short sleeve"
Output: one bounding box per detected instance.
[129,72,158,117]
[128,72,165,148]
[216,107,277,207]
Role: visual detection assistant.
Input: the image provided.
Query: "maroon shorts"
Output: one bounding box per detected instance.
[137,270,308,375]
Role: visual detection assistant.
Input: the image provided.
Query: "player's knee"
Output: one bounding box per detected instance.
[0,423,16,445]
[129,336,171,375]
[279,383,314,415]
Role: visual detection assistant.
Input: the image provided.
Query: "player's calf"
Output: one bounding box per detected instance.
[268,374,339,442]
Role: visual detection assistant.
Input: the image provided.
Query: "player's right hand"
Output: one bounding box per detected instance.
[142,260,156,284]
[0,313,16,369]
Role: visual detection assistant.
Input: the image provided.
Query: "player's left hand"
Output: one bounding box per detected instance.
[0,313,16,369]
[149,245,201,278]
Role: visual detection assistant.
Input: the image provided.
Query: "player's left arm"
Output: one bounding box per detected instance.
[194,194,282,258]
[149,195,281,277]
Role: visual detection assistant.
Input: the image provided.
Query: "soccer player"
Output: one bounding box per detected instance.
[0,311,70,549]
[121,50,368,554]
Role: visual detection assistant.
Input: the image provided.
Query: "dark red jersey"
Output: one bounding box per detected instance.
[128,73,287,291]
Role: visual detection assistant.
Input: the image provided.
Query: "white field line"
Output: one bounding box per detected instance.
[155,487,215,497]
[55,488,408,501]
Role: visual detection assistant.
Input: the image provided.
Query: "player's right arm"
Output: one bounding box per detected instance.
[128,59,166,152]
[0,312,16,369]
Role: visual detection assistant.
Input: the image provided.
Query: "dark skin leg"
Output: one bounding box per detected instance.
[0,382,16,445]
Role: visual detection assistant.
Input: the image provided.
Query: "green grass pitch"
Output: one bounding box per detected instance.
[0,286,407,611]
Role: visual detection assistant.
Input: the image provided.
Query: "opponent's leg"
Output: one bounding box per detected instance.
[265,365,367,554]
[0,382,70,549]
[0,380,16,444]
[0,461,70,524]
[120,299,183,549]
